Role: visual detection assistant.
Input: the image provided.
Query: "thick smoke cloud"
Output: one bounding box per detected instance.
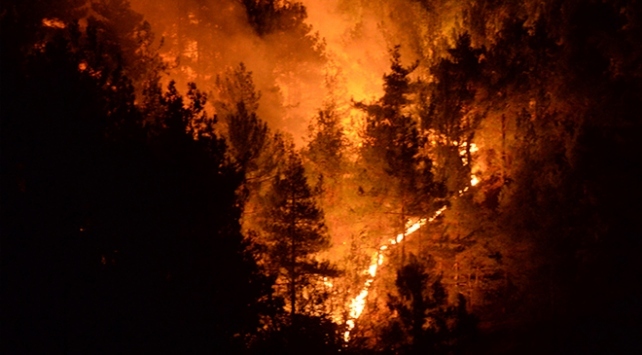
[127,0,323,142]
[128,0,449,144]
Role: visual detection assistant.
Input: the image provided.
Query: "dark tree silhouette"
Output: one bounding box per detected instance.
[262,146,333,320]
[357,47,444,265]
[1,3,274,352]
[381,254,477,355]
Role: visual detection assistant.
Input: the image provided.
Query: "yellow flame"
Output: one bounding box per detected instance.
[343,205,447,341]
[367,261,377,277]
[341,130,480,341]
[323,277,333,288]
[343,163,481,340]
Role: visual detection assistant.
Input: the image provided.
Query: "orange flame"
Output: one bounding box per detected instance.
[343,205,447,341]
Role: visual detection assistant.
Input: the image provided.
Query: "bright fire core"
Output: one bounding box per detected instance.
[343,205,448,341]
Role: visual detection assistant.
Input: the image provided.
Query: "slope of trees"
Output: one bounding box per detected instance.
[403,1,642,353]
[2,0,642,353]
[336,1,641,353]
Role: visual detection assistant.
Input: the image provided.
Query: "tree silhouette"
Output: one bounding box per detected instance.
[382,254,477,354]
[424,33,485,194]
[306,100,346,178]
[358,47,443,264]
[261,144,336,318]
[1,4,274,351]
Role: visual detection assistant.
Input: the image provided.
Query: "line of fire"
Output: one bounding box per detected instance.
[2,1,641,354]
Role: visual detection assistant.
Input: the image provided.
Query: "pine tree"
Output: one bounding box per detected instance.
[261,146,333,323]
[306,100,345,178]
[358,46,442,264]
[424,33,484,194]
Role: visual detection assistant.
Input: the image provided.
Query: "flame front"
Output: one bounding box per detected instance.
[343,205,447,341]
[342,140,481,341]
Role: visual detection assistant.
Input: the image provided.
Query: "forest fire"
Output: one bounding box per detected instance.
[4,0,641,353]
[344,205,447,341]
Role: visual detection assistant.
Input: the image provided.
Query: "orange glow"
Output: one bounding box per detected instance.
[343,205,447,341]
[323,277,333,288]
[301,0,388,102]
[459,142,478,161]
[42,18,65,29]
[127,1,481,340]
[300,0,389,146]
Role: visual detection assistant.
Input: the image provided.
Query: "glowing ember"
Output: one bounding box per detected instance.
[367,261,377,277]
[470,175,480,186]
[323,277,333,288]
[42,18,65,29]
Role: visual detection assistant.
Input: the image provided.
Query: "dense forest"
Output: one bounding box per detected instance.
[2,0,641,353]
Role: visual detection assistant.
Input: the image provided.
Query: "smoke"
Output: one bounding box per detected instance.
[127,0,465,147]
[302,0,389,102]
[127,0,320,144]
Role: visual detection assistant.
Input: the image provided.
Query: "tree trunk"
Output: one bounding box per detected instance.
[290,186,296,323]
[501,114,506,181]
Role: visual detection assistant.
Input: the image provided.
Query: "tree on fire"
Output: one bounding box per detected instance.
[358,47,421,208]
[214,63,283,203]
[306,99,346,179]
